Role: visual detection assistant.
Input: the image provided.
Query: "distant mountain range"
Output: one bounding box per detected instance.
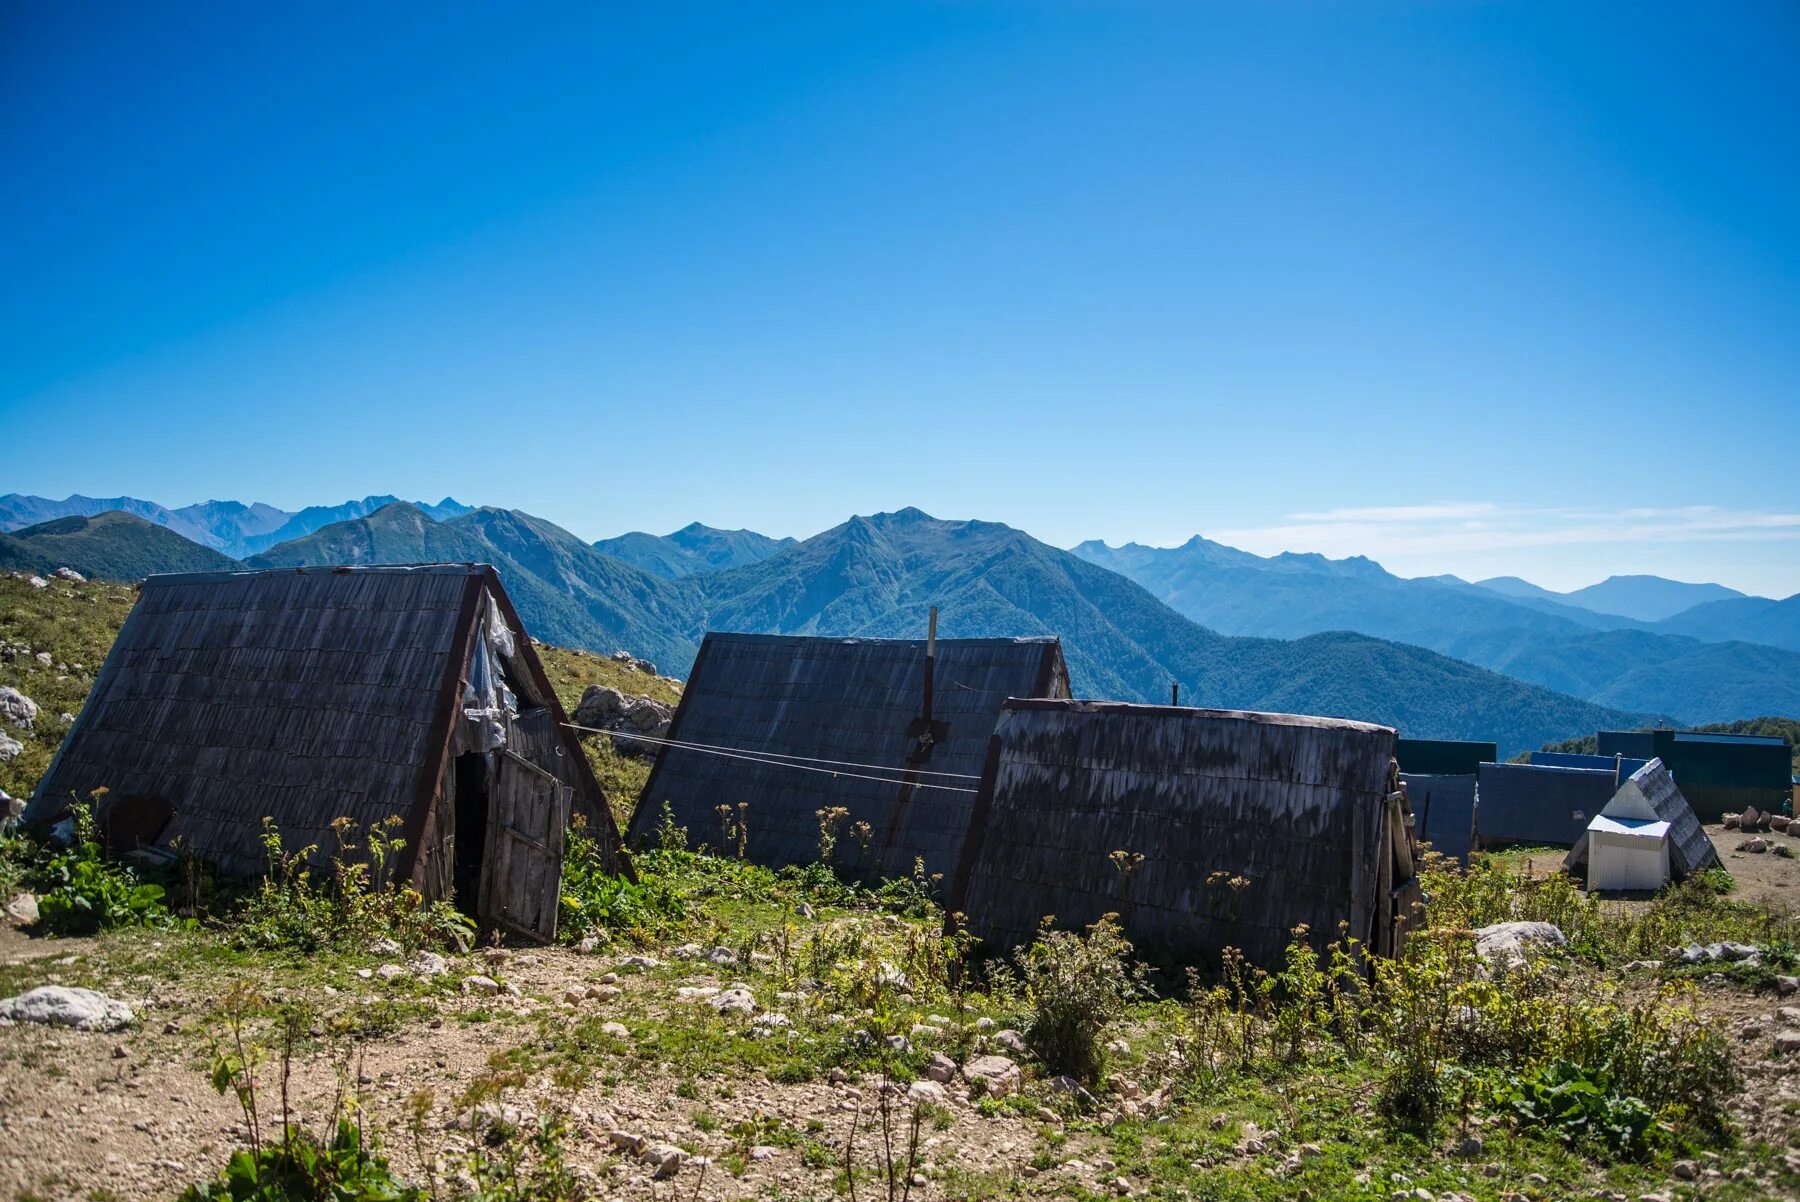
[0,511,241,579]
[1073,537,1800,726]
[235,501,1649,754]
[593,523,796,579]
[0,492,471,559]
[8,488,1796,751]
[1474,573,1747,622]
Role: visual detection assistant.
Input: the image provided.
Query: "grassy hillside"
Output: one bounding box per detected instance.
[0,572,138,799]
[535,643,681,827]
[0,511,241,580]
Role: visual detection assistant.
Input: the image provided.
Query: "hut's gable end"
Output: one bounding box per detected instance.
[956,701,1400,967]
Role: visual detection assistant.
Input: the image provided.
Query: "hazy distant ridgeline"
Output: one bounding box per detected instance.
[1073,538,1800,727]
[0,491,472,560]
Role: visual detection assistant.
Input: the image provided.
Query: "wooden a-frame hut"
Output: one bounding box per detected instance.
[948,699,1420,967]
[628,631,1070,881]
[25,564,624,942]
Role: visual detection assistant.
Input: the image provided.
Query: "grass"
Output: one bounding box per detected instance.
[535,640,682,826]
[0,572,136,800]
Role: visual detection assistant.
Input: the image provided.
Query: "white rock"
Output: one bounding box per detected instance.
[749,1145,779,1161]
[907,1080,950,1105]
[27,576,47,590]
[964,1054,1023,1098]
[601,1021,630,1038]
[925,1052,957,1083]
[575,936,599,953]
[52,567,84,583]
[707,946,737,966]
[375,963,406,981]
[711,986,756,1015]
[414,951,449,977]
[563,987,589,1005]
[370,937,403,955]
[616,955,660,969]
[0,731,21,763]
[642,1143,685,1179]
[0,986,134,1031]
[587,984,621,1002]
[608,1129,647,1155]
[5,892,38,924]
[1774,1029,1800,1055]
[461,975,502,996]
[0,686,38,727]
[1473,921,1566,970]
[991,1028,1029,1054]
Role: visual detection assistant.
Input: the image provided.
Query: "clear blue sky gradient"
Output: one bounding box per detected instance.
[4,3,1798,593]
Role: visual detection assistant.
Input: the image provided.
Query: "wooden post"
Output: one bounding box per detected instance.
[923,607,938,724]
[1170,682,1179,707]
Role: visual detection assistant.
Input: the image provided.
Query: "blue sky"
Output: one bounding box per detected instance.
[4,2,1798,595]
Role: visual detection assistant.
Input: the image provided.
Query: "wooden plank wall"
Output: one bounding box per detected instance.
[953,700,1398,968]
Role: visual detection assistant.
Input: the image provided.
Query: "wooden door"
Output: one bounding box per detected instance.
[480,750,571,943]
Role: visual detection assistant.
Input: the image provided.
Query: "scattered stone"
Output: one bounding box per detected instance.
[795,901,816,919]
[461,975,502,996]
[1455,1135,1483,1157]
[1776,976,1799,997]
[907,1079,950,1104]
[751,1012,792,1035]
[1775,815,1793,833]
[1777,843,1796,859]
[973,1016,996,1032]
[414,951,449,977]
[0,986,134,1031]
[885,1034,912,1053]
[0,731,22,763]
[1740,838,1770,854]
[707,946,737,966]
[749,1145,779,1161]
[1672,1160,1699,1181]
[5,892,39,924]
[672,943,703,960]
[616,954,660,969]
[562,987,588,1005]
[642,1142,685,1179]
[0,685,38,727]
[374,963,406,982]
[991,1028,1030,1055]
[481,948,509,968]
[1473,921,1566,969]
[370,937,403,955]
[587,984,621,1002]
[26,577,46,590]
[111,1043,128,1059]
[1745,806,1763,830]
[1724,813,1742,830]
[1106,1037,1131,1055]
[575,936,599,953]
[710,986,756,1015]
[601,1021,630,1038]
[608,1129,647,1156]
[677,986,719,1001]
[965,1054,1023,1098]
[925,1053,957,1083]
[51,567,84,582]
[1774,1030,1800,1055]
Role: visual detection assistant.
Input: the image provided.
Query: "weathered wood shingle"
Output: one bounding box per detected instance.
[628,632,1068,879]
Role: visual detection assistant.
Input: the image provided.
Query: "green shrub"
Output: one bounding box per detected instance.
[178,1118,422,1202]
[1008,915,1148,1086]
[558,827,684,942]
[1493,1061,1654,1157]
[231,817,472,954]
[31,794,170,935]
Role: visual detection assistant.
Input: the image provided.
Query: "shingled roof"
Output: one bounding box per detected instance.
[27,564,619,887]
[627,631,1069,880]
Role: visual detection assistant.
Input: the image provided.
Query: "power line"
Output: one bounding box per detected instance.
[561,722,982,794]
[561,722,982,779]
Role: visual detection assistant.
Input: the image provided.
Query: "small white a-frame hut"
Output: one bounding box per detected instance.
[1565,758,1719,892]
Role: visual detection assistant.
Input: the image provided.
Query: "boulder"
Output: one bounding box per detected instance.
[907,1079,950,1105]
[925,1052,957,1083]
[572,685,628,727]
[5,892,38,924]
[600,1021,630,1038]
[991,1028,1030,1055]
[1740,838,1770,854]
[461,975,503,996]
[1473,921,1566,970]
[0,686,38,727]
[52,567,84,583]
[627,699,672,733]
[1724,813,1741,830]
[1744,806,1763,830]
[965,1054,1023,1098]
[27,576,47,590]
[0,986,134,1031]
[0,731,21,763]
[710,986,756,1016]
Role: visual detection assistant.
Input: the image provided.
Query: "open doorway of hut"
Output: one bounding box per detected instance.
[452,752,490,920]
